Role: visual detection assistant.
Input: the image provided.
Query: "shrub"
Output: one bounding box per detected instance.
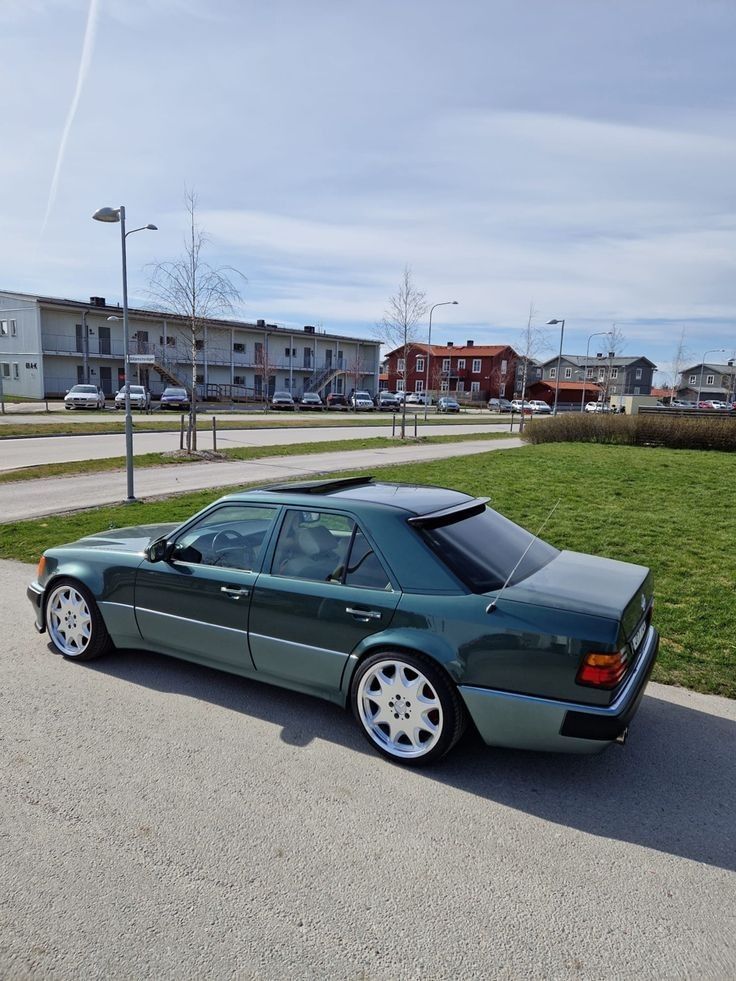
[521,413,736,451]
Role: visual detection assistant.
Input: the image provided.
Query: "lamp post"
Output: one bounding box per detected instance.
[581,330,611,412]
[696,348,726,407]
[424,300,458,420]
[92,206,157,501]
[547,318,566,415]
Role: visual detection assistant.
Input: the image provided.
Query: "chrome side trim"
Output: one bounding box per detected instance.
[249,631,345,659]
[135,606,248,635]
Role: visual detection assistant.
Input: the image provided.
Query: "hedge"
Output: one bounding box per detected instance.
[521,413,736,451]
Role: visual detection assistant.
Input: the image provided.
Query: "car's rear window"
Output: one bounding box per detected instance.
[417,507,558,593]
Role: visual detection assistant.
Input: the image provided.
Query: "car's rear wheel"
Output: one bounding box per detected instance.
[351,652,466,765]
[45,580,113,661]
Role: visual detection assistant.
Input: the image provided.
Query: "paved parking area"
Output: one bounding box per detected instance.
[2,559,734,979]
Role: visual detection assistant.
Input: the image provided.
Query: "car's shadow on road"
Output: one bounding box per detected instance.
[78,646,736,873]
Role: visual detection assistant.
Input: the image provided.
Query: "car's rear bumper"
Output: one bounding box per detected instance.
[459,626,659,754]
[27,581,45,633]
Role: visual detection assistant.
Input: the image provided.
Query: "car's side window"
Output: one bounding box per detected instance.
[343,527,392,591]
[173,505,279,571]
[272,510,354,582]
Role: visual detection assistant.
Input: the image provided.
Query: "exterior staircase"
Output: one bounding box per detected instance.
[307,364,343,394]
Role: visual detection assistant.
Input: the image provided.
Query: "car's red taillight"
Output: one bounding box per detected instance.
[576,650,629,689]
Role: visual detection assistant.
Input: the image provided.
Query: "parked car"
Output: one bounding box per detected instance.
[325,393,349,411]
[28,475,659,767]
[510,399,533,414]
[671,399,696,409]
[527,400,552,414]
[404,392,431,406]
[488,398,513,413]
[393,391,407,403]
[159,387,190,411]
[114,385,151,411]
[437,396,461,413]
[350,391,374,411]
[585,401,613,413]
[374,392,400,410]
[271,391,296,410]
[64,384,106,410]
[298,393,324,411]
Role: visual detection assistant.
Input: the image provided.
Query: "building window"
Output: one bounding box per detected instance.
[457,359,465,369]
[456,381,464,393]
[396,379,405,392]
[397,358,405,372]
[610,385,618,394]
[634,386,640,395]
[549,367,557,379]
[233,343,245,353]
[470,381,480,393]
[598,369,605,381]
[415,380,424,392]
[442,358,451,371]
[564,367,572,379]
[501,359,507,375]
[722,376,730,386]
[635,368,643,380]
[611,368,618,379]
[233,375,245,385]
[1,362,9,378]
[415,356,425,372]
[195,373,204,384]
[0,320,8,336]
[10,319,17,336]
[440,380,449,392]
[688,374,696,384]
[12,363,19,379]
[160,335,176,347]
[706,374,714,385]
[586,369,594,380]
[472,359,481,373]
[195,339,204,351]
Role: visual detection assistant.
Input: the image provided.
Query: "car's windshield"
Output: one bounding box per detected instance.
[70,385,96,393]
[274,391,291,398]
[164,388,186,396]
[417,506,558,593]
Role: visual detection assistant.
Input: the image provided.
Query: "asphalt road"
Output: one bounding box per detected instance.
[0,421,510,471]
[2,558,734,979]
[0,438,523,521]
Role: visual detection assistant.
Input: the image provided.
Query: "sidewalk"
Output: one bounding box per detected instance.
[0,437,523,521]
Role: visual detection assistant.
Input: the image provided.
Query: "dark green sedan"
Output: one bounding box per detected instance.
[27,476,659,766]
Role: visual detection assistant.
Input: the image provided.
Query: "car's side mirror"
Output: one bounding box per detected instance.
[147,538,173,563]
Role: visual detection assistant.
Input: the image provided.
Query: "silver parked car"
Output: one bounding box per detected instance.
[114,384,151,410]
[64,384,106,410]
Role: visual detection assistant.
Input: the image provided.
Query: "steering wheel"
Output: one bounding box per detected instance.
[210,529,254,569]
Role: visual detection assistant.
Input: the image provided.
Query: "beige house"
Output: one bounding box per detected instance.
[0,290,380,401]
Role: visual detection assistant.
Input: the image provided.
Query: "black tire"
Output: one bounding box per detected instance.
[350,650,466,766]
[44,579,114,661]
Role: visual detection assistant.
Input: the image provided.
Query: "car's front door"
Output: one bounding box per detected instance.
[248,509,400,691]
[134,504,280,672]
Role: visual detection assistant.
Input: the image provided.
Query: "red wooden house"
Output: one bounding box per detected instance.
[385,340,518,402]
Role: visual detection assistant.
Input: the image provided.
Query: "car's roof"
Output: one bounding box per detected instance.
[224,476,474,517]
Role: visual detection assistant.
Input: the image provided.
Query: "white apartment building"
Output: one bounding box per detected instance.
[0,290,380,401]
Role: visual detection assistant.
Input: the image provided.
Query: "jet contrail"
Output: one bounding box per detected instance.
[41,0,101,234]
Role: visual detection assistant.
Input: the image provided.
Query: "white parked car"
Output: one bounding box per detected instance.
[509,399,532,413]
[64,384,106,410]
[527,400,551,414]
[585,401,613,413]
[114,385,151,410]
[350,391,374,410]
[404,392,431,405]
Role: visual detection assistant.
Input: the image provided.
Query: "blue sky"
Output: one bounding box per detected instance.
[2,0,735,377]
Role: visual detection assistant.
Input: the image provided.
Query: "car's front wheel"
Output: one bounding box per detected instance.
[351,652,466,765]
[45,580,113,661]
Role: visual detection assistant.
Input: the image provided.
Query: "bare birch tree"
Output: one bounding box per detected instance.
[377,266,427,437]
[147,190,246,450]
[515,302,548,431]
[665,328,689,403]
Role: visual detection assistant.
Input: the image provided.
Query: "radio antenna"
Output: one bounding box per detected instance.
[486,500,561,613]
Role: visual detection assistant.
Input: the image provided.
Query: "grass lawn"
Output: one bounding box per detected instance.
[2,442,732,699]
[0,431,510,484]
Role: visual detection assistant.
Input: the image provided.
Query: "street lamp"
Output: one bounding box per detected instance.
[547,318,566,415]
[696,348,726,407]
[92,206,157,501]
[581,330,611,412]
[424,300,458,420]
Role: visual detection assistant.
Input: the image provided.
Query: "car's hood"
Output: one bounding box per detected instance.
[70,522,180,553]
[499,549,652,629]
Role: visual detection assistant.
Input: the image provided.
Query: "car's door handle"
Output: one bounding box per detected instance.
[345,607,381,621]
[220,586,249,599]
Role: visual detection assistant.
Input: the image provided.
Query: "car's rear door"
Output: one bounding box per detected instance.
[248,509,400,691]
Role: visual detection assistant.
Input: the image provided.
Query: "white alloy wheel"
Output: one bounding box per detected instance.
[46,583,93,657]
[356,658,445,760]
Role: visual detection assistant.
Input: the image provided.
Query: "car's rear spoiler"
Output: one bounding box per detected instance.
[407,498,489,529]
